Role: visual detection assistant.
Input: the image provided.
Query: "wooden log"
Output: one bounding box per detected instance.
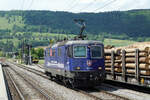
[126,69,150,75]
[122,47,150,53]
[105,49,121,55]
[105,63,122,68]
[121,63,150,70]
[105,67,122,73]
[104,49,112,54]
[105,63,121,67]
[148,55,150,59]
[140,70,150,75]
[105,60,121,63]
[120,52,148,57]
[126,69,135,74]
[105,57,149,63]
[105,56,121,60]
[125,57,149,63]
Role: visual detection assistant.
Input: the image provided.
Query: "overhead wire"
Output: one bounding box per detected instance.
[20,0,25,10]
[26,0,34,10]
[70,0,118,13]
[63,0,75,11]
[79,0,97,12]
[93,0,118,12]
[67,0,80,11]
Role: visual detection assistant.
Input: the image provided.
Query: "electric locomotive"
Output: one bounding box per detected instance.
[44,19,105,87]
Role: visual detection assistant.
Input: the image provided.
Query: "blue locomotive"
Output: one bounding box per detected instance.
[44,19,105,87]
[44,40,105,87]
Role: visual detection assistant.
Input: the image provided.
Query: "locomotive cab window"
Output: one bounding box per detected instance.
[91,45,102,58]
[45,51,47,57]
[67,46,73,58]
[58,48,62,56]
[52,49,55,57]
[73,46,86,58]
[47,49,50,56]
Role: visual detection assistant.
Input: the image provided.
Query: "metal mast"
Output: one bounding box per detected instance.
[74,19,86,40]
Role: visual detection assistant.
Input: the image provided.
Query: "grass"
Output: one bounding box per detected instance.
[38,59,44,64]
[0,16,24,30]
[103,38,136,47]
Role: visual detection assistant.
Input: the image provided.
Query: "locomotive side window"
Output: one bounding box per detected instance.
[45,51,47,57]
[58,48,61,56]
[73,46,86,58]
[52,49,55,57]
[91,46,102,58]
[47,49,50,56]
[67,46,73,58]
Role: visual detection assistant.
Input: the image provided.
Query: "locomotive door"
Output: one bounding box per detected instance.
[57,47,65,69]
[65,46,73,71]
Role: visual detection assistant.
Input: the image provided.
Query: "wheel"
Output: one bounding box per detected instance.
[63,78,75,88]
[69,79,75,88]
[48,73,54,80]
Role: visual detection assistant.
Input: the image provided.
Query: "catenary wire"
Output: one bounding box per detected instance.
[68,0,80,11]
[93,0,118,12]
[20,0,25,10]
[26,0,34,10]
[79,0,97,12]
[63,0,76,11]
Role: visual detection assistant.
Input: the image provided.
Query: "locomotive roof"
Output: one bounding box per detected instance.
[51,40,103,48]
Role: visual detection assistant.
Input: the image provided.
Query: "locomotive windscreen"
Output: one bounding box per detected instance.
[91,46,102,58]
[73,46,86,57]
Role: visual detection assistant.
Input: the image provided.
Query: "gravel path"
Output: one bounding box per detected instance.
[9,62,150,100]
[7,67,47,100]
[10,64,95,100]
[90,91,119,100]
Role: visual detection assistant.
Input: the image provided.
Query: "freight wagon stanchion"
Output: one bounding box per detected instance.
[111,50,115,80]
[122,50,126,82]
[135,49,140,85]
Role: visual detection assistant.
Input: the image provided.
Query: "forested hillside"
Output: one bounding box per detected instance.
[0,9,150,53]
[0,9,150,37]
[23,10,150,37]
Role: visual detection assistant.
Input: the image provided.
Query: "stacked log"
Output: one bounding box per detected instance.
[104,47,150,75]
[105,49,122,73]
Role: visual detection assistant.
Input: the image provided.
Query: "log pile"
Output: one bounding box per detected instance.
[104,47,150,76]
[104,48,122,73]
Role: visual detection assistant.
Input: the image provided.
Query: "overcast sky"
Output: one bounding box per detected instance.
[0,0,150,13]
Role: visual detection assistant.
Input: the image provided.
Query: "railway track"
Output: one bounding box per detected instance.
[7,66,59,100]
[7,61,129,100]
[74,87,129,100]
[3,68,25,100]
[34,64,44,69]
[8,62,48,79]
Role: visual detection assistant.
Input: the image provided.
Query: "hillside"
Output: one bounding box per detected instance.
[0,9,150,37]
[0,9,150,53]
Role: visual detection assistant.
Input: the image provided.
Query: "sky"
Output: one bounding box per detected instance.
[0,0,150,13]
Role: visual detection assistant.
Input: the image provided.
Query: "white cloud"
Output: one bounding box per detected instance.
[0,0,150,12]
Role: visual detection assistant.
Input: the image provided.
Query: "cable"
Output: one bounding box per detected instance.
[79,0,97,12]
[20,0,25,10]
[67,0,80,11]
[93,0,118,12]
[27,0,34,10]
[63,0,75,10]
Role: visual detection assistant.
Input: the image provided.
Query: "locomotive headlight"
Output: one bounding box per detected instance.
[76,67,80,70]
[98,67,102,70]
